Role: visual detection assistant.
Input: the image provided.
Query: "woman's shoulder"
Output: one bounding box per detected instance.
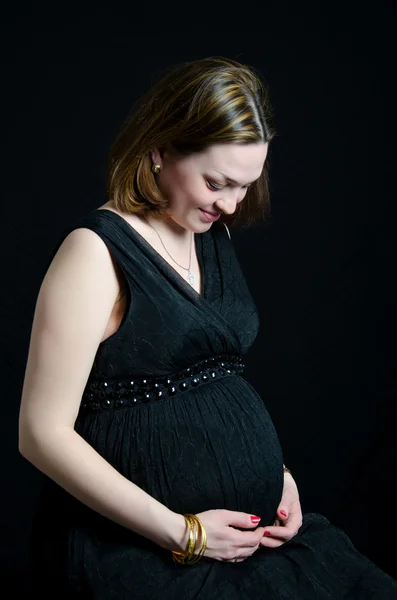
[43,206,121,278]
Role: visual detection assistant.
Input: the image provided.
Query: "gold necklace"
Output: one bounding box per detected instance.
[145,219,195,285]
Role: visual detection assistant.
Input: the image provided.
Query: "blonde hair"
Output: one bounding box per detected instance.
[107,56,276,226]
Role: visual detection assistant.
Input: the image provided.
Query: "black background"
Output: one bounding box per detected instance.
[2,2,396,589]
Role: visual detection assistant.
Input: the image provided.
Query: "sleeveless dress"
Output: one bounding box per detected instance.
[30,208,397,599]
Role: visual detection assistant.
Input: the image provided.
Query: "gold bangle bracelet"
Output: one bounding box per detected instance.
[172,515,196,564]
[184,514,207,564]
[172,513,207,565]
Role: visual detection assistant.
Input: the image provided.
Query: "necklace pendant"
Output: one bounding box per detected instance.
[187,270,195,285]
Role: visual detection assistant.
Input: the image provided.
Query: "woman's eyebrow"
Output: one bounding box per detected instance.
[213,171,254,186]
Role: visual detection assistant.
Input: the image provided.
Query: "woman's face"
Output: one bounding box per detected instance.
[150,142,268,233]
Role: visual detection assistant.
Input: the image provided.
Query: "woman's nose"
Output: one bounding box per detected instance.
[215,191,240,215]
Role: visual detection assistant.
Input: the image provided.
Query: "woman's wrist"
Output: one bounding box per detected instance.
[161,510,189,552]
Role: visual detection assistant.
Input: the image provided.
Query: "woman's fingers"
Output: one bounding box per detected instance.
[263,525,296,539]
[260,535,285,548]
[260,525,299,548]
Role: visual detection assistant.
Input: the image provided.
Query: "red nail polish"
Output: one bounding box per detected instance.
[250,515,261,523]
[280,510,287,517]
[263,531,271,536]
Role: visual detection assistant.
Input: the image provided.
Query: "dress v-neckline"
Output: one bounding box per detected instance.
[95,208,206,301]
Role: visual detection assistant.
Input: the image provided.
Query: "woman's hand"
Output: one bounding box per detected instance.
[193,509,266,562]
[260,473,303,549]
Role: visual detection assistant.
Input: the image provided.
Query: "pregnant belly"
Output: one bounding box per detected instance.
[77,375,285,528]
[124,376,285,527]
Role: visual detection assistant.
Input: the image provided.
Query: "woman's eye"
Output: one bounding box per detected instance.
[206,180,224,191]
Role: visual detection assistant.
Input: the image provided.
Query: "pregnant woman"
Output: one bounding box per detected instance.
[19,56,397,598]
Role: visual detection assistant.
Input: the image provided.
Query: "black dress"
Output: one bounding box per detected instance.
[30,208,397,599]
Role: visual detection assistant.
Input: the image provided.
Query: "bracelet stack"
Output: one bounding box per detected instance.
[172,513,207,565]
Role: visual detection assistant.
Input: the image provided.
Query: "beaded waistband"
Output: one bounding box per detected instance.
[80,355,245,412]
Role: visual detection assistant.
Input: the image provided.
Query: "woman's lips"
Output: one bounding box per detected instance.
[199,208,220,222]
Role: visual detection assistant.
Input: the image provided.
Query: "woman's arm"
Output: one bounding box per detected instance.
[18,227,186,552]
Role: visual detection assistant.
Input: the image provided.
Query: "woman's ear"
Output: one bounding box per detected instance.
[150,148,162,166]
[150,146,167,166]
